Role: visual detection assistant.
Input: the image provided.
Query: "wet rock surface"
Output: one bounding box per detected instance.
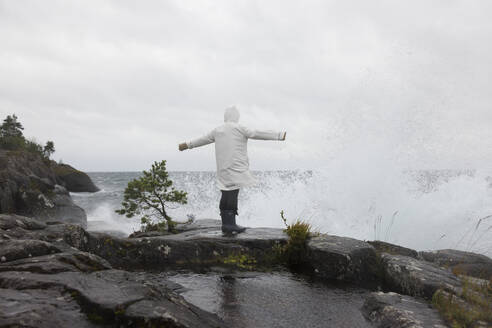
[6,213,492,327]
[420,249,492,279]
[42,190,88,227]
[307,234,380,284]
[168,271,373,328]
[0,214,91,253]
[0,288,97,328]
[21,182,88,228]
[0,270,225,328]
[0,239,61,262]
[0,214,226,327]
[0,250,112,274]
[0,213,47,231]
[362,291,447,328]
[380,253,461,299]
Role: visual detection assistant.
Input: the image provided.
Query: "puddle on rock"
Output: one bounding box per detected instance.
[167,271,372,328]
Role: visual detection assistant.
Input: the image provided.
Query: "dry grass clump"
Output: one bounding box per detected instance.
[432,276,492,328]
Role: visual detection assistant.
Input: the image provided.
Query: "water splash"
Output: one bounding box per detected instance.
[71,168,492,257]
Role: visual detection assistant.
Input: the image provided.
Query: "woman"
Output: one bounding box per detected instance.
[179,106,286,233]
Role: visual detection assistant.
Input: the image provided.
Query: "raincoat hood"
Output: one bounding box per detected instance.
[224,106,240,123]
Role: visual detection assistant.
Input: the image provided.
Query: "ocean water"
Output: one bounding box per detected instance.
[71,169,492,257]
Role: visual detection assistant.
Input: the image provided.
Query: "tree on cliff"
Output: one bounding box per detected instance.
[116,160,187,233]
[43,141,55,158]
[0,114,25,150]
[0,114,24,138]
[0,114,55,160]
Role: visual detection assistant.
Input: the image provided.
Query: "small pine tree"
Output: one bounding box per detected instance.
[0,114,24,138]
[116,160,187,233]
[43,141,55,158]
[0,114,26,150]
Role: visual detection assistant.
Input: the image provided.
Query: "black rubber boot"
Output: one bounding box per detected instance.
[220,210,246,234]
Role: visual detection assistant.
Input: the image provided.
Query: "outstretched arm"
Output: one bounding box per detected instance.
[240,126,286,141]
[179,130,215,151]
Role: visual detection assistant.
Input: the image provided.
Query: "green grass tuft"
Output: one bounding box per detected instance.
[276,210,314,268]
[86,313,105,324]
[222,253,257,270]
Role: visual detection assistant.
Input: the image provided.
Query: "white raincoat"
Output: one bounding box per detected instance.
[186,107,286,190]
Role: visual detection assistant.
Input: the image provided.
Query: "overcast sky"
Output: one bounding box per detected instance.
[1,0,491,172]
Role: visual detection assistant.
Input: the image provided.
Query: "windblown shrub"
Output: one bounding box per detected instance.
[116,160,187,233]
[277,210,314,268]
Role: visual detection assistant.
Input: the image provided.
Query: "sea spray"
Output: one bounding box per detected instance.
[71,168,492,257]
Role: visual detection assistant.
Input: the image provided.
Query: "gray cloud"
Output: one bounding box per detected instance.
[1,0,491,171]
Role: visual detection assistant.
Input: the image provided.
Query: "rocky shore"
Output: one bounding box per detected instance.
[1,213,491,327]
[1,150,491,327]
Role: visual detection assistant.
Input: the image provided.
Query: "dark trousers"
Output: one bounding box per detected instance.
[220,189,239,215]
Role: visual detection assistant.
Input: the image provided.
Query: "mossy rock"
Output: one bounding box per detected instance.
[53,163,99,192]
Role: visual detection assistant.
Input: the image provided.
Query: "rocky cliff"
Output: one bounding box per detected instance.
[0,149,98,228]
[52,163,99,192]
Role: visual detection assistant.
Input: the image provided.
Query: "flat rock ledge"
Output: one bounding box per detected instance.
[420,249,492,280]
[381,253,461,300]
[307,235,380,284]
[87,226,288,271]
[87,220,380,284]
[362,292,448,328]
[0,270,225,328]
[368,240,419,259]
[1,214,381,285]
